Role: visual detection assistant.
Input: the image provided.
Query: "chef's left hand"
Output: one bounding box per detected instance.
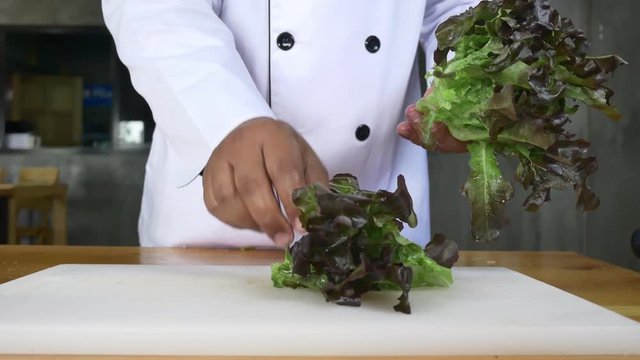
[396,88,467,153]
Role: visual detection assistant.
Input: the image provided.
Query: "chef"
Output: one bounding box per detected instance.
[102,0,475,249]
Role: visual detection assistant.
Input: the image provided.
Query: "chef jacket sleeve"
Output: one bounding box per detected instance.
[420,0,481,86]
[102,0,275,187]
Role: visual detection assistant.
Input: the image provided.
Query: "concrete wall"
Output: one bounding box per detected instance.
[428,0,640,271]
[0,149,147,246]
[581,0,640,271]
[0,0,103,26]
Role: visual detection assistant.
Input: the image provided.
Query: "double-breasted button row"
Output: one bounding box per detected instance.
[276,33,380,53]
[275,33,375,142]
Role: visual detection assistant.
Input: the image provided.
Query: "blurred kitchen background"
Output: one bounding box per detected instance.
[0,0,638,271]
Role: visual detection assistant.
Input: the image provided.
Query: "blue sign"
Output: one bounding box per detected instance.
[84,84,113,107]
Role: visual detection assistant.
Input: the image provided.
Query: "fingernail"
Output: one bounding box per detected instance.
[294,218,306,233]
[405,105,414,114]
[274,232,291,247]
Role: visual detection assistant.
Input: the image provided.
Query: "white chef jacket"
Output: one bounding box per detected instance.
[102,0,478,248]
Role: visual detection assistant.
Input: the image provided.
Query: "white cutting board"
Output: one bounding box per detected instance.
[1,264,639,356]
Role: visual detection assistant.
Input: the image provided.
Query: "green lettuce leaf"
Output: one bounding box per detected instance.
[463,142,514,242]
[271,174,458,314]
[415,0,627,242]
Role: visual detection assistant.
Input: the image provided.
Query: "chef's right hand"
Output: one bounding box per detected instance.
[202,117,328,247]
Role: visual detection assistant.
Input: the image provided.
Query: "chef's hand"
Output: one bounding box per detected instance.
[396,87,467,153]
[202,117,328,247]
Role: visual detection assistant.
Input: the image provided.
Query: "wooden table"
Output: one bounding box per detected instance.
[1,245,639,359]
[0,183,68,245]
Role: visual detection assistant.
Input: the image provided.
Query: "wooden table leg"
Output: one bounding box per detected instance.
[7,197,17,245]
[51,192,67,245]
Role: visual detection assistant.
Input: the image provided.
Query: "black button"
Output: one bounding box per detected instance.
[365,35,380,53]
[277,32,295,51]
[355,124,370,141]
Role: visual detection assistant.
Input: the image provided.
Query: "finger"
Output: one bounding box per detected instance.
[396,121,422,145]
[424,86,434,97]
[233,149,292,247]
[406,105,423,136]
[302,147,329,186]
[290,134,329,187]
[431,122,468,153]
[203,155,258,230]
[398,104,424,145]
[262,131,307,228]
[405,104,418,116]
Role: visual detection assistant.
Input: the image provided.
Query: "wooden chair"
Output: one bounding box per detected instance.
[14,167,63,245]
[18,167,59,185]
[0,167,6,183]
